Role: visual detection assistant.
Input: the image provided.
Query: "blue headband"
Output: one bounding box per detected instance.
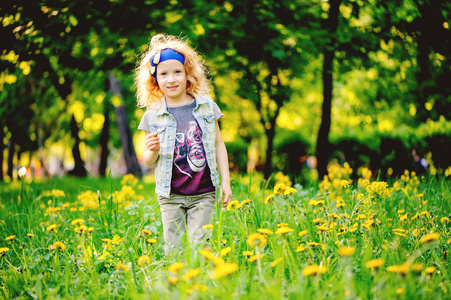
[150,48,185,78]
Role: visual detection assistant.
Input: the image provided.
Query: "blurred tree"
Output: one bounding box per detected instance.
[315,0,342,179]
[185,0,316,179]
[0,0,178,179]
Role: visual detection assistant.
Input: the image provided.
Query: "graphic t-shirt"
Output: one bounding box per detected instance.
[167,100,222,195]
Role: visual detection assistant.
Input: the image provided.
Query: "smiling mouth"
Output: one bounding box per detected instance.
[168,86,178,90]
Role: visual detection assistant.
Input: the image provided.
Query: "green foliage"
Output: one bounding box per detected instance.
[1,0,451,179]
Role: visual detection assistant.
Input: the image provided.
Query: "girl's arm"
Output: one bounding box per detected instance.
[143,131,160,166]
[215,122,233,207]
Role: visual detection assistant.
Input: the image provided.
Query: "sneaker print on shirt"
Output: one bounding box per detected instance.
[173,121,206,177]
[186,121,206,172]
[173,132,192,178]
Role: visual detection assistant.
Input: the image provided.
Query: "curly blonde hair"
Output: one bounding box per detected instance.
[134,33,210,108]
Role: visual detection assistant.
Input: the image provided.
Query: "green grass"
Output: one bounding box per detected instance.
[0,168,450,299]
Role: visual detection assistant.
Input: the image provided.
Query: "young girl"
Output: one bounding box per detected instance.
[135,33,232,255]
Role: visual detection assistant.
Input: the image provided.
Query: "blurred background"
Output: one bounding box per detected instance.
[1,0,450,184]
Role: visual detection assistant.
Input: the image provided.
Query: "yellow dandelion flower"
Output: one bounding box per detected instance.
[227,200,242,210]
[71,219,85,226]
[203,224,213,230]
[257,228,273,235]
[386,263,409,275]
[0,247,10,254]
[394,232,407,237]
[397,209,405,214]
[357,214,366,220]
[275,227,294,235]
[248,253,263,262]
[425,266,436,274]
[441,217,449,224]
[336,198,346,207]
[283,186,297,196]
[75,224,88,234]
[396,288,404,295]
[220,247,231,257]
[264,194,275,205]
[411,213,420,221]
[411,263,423,273]
[182,268,201,281]
[242,251,253,256]
[247,233,267,248]
[200,250,216,260]
[316,225,330,232]
[366,181,392,198]
[337,246,355,257]
[328,213,340,219]
[273,183,287,195]
[241,199,252,205]
[313,218,324,224]
[46,224,57,232]
[309,199,325,206]
[419,233,439,243]
[295,244,306,252]
[51,241,66,251]
[138,255,151,267]
[302,264,327,276]
[116,263,129,272]
[277,223,289,227]
[399,213,409,221]
[147,238,157,244]
[140,229,152,235]
[168,262,184,273]
[211,262,238,279]
[5,235,15,241]
[271,257,283,267]
[412,229,420,237]
[298,230,308,237]
[341,180,350,188]
[365,258,384,270]
[167,276,178,284]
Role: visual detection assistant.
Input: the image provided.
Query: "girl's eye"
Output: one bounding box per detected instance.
[160,72,167,76]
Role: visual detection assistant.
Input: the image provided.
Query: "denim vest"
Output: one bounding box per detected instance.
[147,94,220,197]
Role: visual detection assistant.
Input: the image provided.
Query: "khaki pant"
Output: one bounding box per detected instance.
[157,192,216,255]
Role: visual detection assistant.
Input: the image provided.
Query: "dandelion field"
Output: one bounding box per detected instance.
[1,165,451,299]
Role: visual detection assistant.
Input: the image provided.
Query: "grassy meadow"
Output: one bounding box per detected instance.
[1,163,451,299]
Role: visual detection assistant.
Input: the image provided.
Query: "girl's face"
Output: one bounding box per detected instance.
[156,59,188,104]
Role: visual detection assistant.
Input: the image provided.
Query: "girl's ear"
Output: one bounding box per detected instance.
[186,81,191,91]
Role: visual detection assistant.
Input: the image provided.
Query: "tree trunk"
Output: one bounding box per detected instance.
[0,126,4,181]
[98,100,110,177]
[109,73,142,177]
[315,0,341,179]
[7,136,15,179]
[68,114,87,177]
[263,121,276,179]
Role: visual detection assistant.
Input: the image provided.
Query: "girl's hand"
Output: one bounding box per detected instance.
[219,184,232,207]
[145,131,160,152]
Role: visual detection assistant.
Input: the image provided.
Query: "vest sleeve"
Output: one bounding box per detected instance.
[137,109,152,133]
[212,102,224,121]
